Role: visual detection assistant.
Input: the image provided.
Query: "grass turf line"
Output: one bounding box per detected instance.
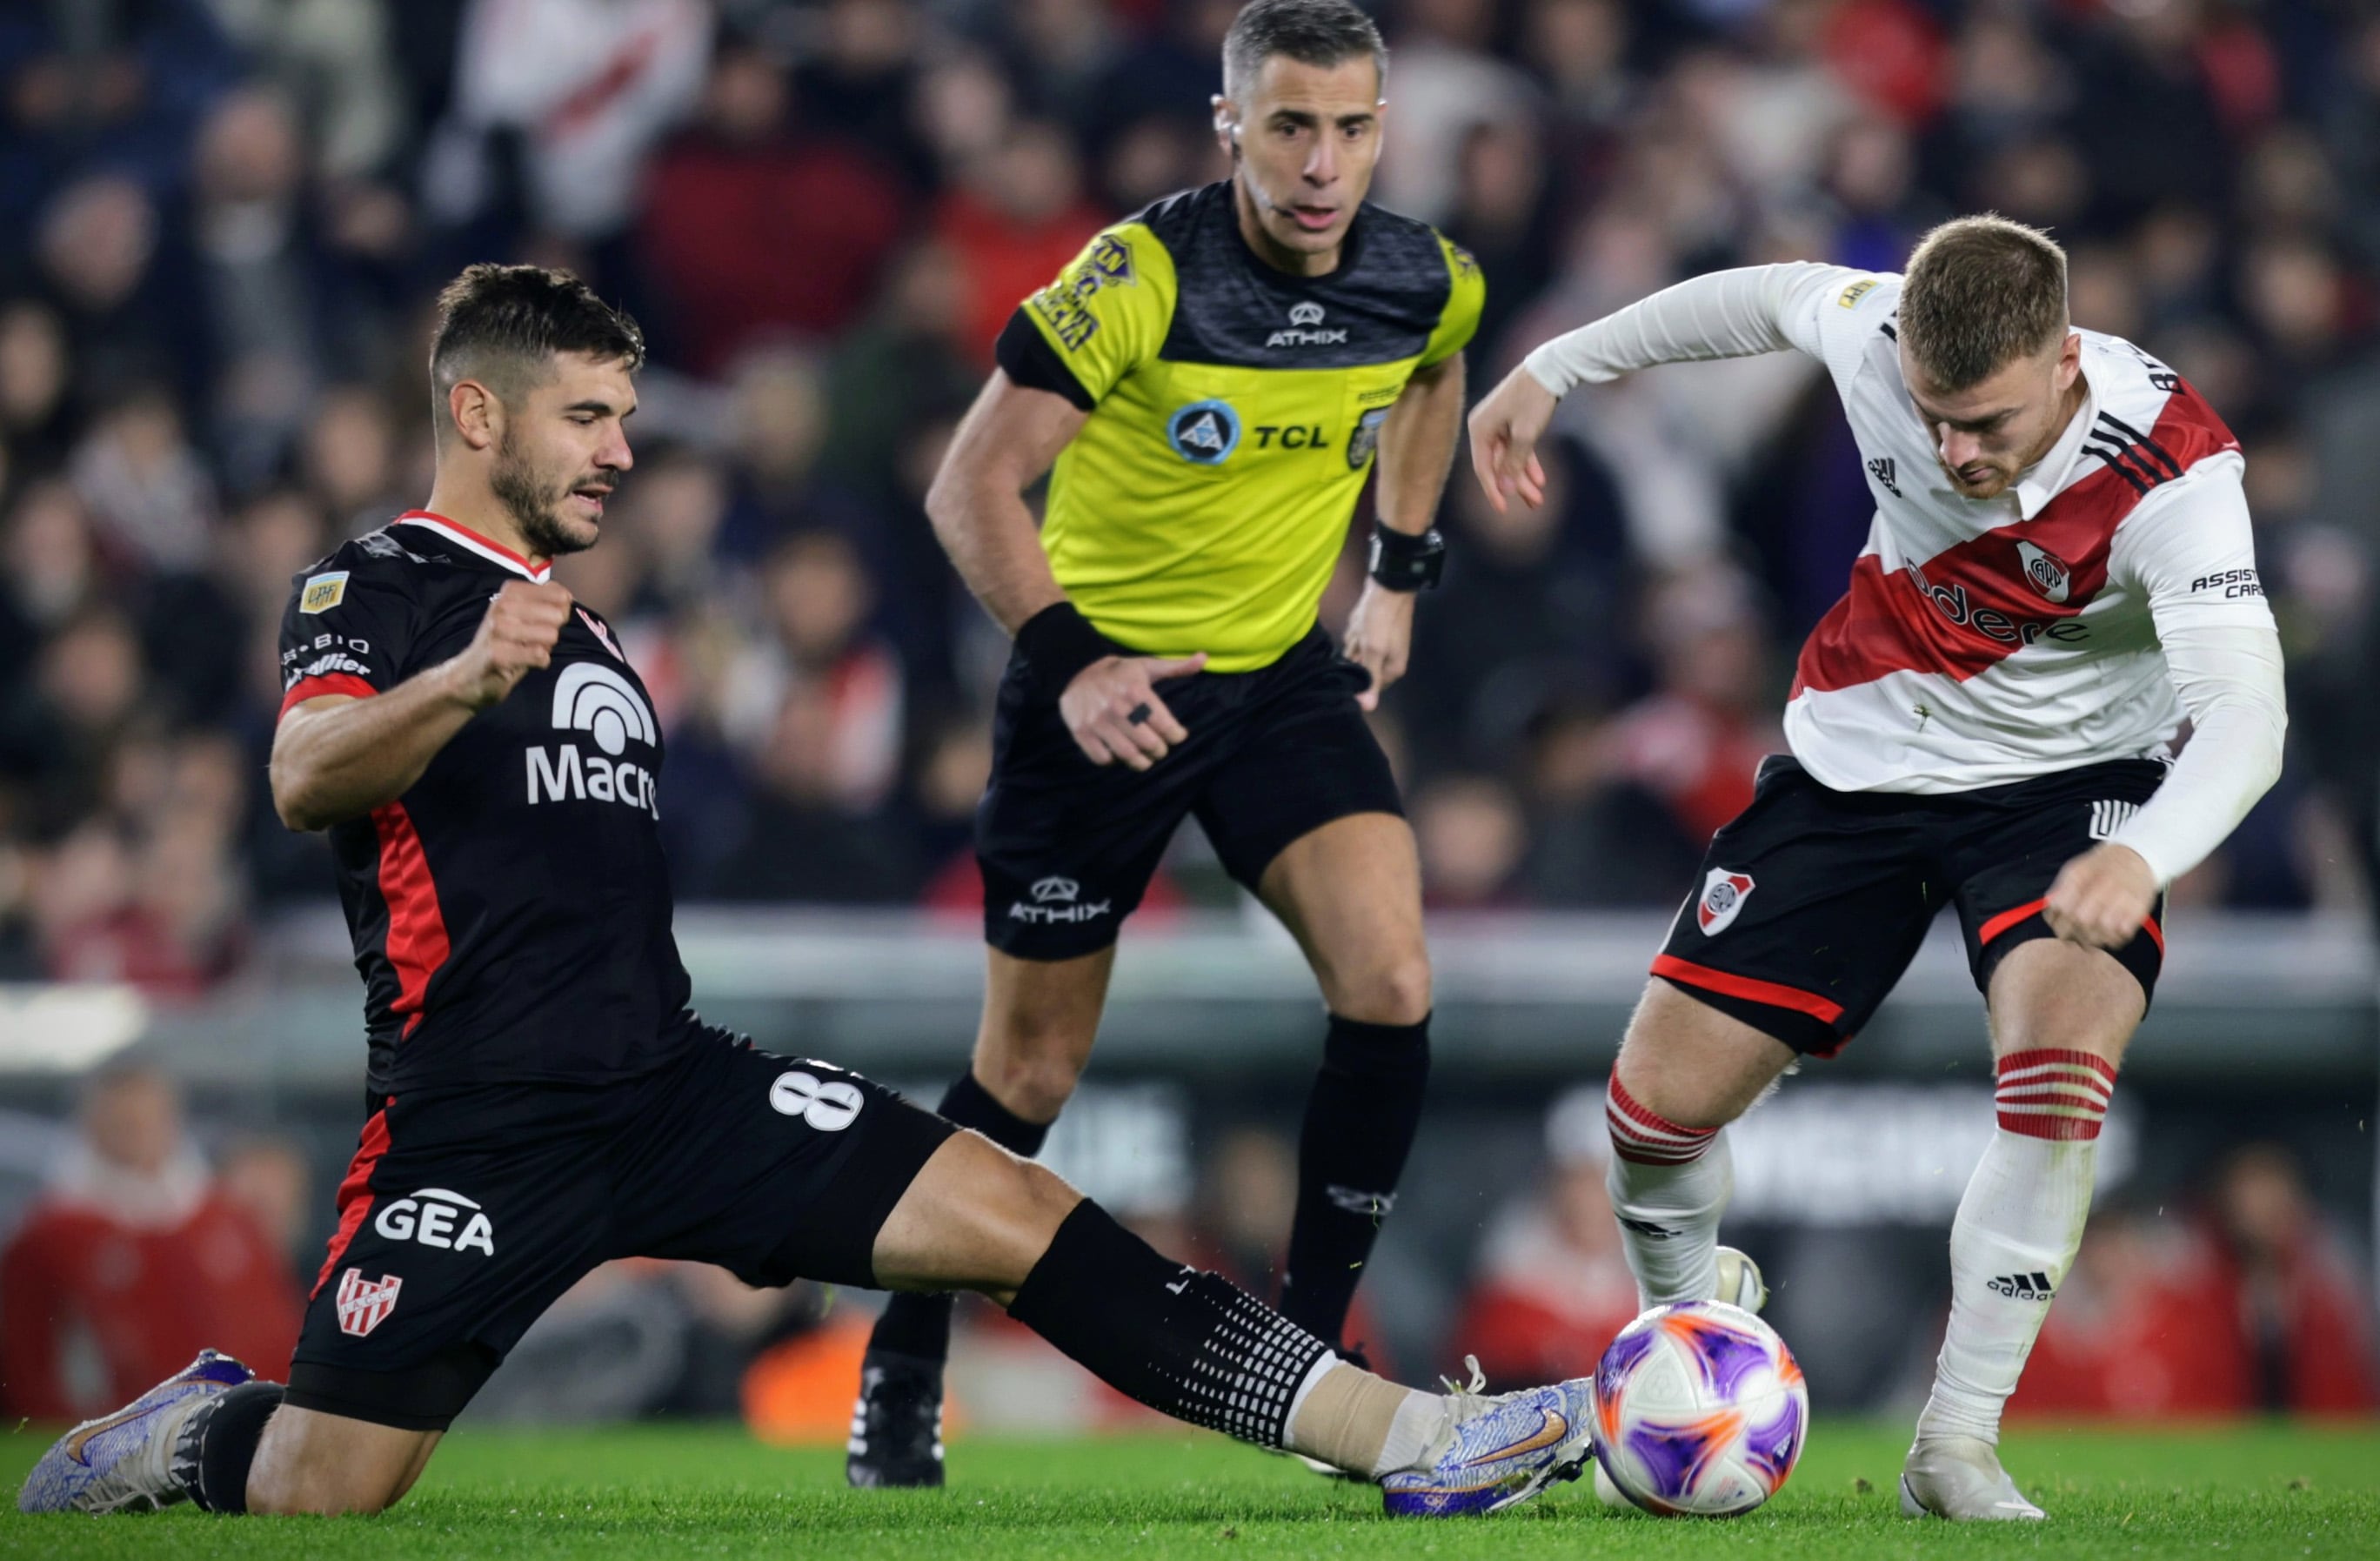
[3,1420,2376,1559]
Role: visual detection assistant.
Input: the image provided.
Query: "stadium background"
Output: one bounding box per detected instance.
[0,0,2373,1438]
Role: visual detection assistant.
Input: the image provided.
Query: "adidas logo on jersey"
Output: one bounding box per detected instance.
[1987,1270,2055,1300]
[1866,456,1901,496]
[2088,800,2139,841]
[526,663,659,815]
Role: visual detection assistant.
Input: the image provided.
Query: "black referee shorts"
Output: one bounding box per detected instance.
[1651,755,2169,1056]
[284,1024,954,1430]
[978,625,1404,961]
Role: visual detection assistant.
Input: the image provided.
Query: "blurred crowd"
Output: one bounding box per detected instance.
[3,0,2379,988]
[5,1064,2367,1426]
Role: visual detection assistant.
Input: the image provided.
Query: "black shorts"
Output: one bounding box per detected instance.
[1652,755,2169,1056]
[284,1025,953,1430]
[979,625,1402,960]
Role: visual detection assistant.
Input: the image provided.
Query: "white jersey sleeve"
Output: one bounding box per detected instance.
[2099,463,2287,885]
[1521,263,1863,394]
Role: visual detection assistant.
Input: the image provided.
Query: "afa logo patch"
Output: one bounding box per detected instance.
[1696,868,1755,936]
[1837,278,1878,309]
[1167,399,1241,465]
[299,572,349,613]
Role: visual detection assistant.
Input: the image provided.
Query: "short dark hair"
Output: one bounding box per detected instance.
[427,264,645,434]
[1899,216,2069,392]
[1221,0,1387,101]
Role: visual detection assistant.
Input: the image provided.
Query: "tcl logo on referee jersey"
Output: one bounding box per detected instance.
[373,1188,496,1255]
[525,663,660,816]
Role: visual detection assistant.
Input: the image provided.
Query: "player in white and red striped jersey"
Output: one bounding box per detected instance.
[1468,217,2285,1522]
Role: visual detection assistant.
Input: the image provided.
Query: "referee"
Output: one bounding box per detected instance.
[851,0,1481,1486]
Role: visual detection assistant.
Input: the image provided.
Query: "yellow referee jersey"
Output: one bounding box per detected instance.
[995,180,1484,673]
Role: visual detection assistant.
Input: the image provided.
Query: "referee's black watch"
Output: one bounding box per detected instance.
[1367,524,1446,592]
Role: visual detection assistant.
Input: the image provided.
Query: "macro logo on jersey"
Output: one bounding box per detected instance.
[299,571,349,613]
[373,1187,496,1255]
[1167,399,1241,465]
[2016,540,2071,604]
[769,1069,864,1131]
[1029,231,1135,352]
[335,1269,403,1337]
[528,662,660,814]
[1010,874,1113,927]
[1696,869,1755,935]
[1268,300,1349,349]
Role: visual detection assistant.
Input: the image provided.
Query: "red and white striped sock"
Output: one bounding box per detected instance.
[1919,1048,2116,1444]
[1604,1075,1731,1309]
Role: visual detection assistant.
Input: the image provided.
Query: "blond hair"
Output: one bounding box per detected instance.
[1899,216,2069,391]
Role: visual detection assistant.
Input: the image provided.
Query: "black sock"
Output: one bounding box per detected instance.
[179,1380,284,1514]
[866,1071,1053,1367]
[1008,1200,1329,1449]
[1280,1013,1431,1346]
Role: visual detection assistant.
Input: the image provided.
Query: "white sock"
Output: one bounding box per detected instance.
[1918,1048,2115,1445]
[1605,1074,1731,1310]
[1373,1390,1451,1477]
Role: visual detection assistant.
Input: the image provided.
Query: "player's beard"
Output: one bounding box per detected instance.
[491,427,601,559]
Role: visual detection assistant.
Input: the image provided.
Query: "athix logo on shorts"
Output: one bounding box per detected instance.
[1167,400,1241,464]
[374,1187,497,1255]
[769,1069,864,1131]
[336,1269,403,1337]
[2016,540,2071,604]
[1009,874,1113,926]
[1696,868,1755,936]
[527,662,659,814]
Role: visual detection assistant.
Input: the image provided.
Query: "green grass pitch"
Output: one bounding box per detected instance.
[3,1420,2376,1559]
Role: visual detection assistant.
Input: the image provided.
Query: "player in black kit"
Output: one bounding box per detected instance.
[18,265,1597,1522]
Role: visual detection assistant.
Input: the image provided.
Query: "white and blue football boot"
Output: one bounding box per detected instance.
[1380,1359,1594,1517]
[18,1350,254,1514]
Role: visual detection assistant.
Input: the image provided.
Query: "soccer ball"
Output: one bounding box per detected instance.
[1589,1300,1808,1517]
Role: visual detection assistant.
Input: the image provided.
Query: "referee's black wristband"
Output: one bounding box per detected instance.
[1014,601,1115,695]
[1368,525,1446,591]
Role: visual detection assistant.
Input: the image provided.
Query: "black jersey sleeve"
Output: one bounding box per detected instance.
[996,307,1098,411]
[277,544,422,718]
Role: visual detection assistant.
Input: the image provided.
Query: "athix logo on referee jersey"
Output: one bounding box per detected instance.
[1267,299,1349,348]
[526,662,660,814]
